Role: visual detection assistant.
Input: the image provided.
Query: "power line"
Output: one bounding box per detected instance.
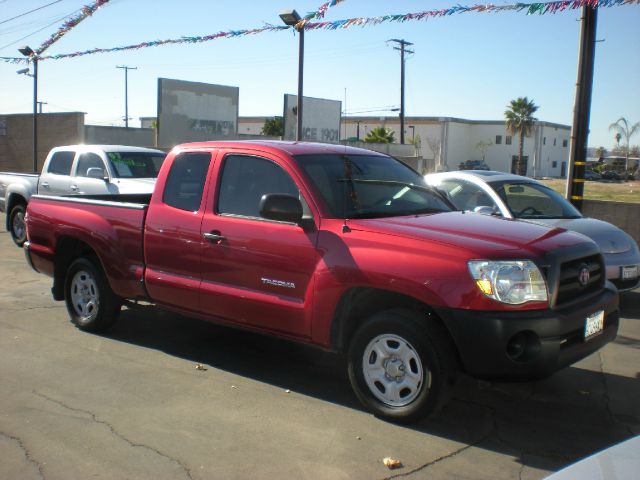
[0,0,62,26]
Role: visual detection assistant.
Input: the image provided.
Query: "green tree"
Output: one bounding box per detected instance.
[364,126,395,143]
[504,97,539,176]
[262,116,284,137]
[609,117,640,171]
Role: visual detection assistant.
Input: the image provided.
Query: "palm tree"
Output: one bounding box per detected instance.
[505,97,539,176]
[609,117,640,171]
[364,126,395,144]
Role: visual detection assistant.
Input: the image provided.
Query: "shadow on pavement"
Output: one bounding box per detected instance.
[103,301,640,474]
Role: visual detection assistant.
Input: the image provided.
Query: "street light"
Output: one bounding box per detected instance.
[18,46,38,172]
[279,9,304,141]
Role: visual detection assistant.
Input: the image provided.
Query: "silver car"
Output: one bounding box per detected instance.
[425,170,640,291]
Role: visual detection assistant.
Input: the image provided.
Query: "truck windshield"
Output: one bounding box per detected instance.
[106,152,166,179]
[294,153,452,219]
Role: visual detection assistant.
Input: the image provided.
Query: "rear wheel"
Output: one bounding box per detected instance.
[64,257,121,332]
[9,204,27,247]
[348,308,457,423]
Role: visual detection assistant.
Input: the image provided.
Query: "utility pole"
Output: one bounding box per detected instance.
[116,65,137,128]
[389,39,414,144]
[566,6,597,211]
[37,101,47,113]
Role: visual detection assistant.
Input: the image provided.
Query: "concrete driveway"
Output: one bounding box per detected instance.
[0,219,638,480]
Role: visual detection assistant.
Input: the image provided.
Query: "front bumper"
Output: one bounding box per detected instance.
[434,284,619,380]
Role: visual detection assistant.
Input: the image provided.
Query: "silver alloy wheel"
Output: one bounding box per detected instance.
[12,210,25,241]
[70,270,100,320]
[362,334,428,407]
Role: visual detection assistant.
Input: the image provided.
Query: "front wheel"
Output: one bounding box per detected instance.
[65,257,121,332]
[348,309,457,423]
[9,204,27,247]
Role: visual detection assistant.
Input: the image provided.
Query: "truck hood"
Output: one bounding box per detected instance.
[347,211,593,258]
[112,178,156,194]
[523,217,635,254]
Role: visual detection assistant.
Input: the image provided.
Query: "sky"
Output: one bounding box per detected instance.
[1,0,639,148]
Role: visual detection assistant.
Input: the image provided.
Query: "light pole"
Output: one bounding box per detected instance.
[117,65,137,128]
[18,46,38,172]
[279,9,304,141]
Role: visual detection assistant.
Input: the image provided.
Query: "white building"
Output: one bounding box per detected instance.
[341,116,571,177]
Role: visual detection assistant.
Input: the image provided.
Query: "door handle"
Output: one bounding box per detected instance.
[70,185,79,191]
[40,182,50,188]
[203,232,226,243]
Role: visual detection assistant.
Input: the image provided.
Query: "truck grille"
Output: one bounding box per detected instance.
[555,254,604,306]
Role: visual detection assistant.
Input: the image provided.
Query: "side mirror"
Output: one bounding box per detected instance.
[86,167,107,181]
[260,194,303,224]
[473,205,499,216]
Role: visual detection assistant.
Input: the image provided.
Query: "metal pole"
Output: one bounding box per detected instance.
[33,57,38,173]
[296,27,304,141]
[400,44,406,145]
[566,6,598,211]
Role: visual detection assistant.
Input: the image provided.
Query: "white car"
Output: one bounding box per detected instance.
[425,170,640,291]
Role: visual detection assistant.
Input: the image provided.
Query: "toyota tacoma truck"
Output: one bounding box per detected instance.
[0,144,166,246]
[24,141,619,423]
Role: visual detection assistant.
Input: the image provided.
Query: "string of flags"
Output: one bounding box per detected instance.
[37,0,111,55]
[2,0,638,64]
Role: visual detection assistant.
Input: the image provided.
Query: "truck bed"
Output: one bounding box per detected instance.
[26,193,150,300]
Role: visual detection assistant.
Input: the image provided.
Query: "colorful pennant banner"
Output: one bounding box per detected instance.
[2,0,638,64]
[37,0,111,55]
[302,0,347,22]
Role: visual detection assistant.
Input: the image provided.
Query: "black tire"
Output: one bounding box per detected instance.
[64,257,121,332]
[9,203,27,247]
[347,308,457,423]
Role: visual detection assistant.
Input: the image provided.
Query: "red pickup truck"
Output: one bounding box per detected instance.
[24,140,619,423]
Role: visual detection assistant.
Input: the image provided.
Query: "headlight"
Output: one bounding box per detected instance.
[468,260,548,305]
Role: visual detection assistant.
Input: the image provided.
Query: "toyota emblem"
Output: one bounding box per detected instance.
[578,265,590,287]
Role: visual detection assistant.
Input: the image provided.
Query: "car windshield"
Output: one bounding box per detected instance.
[294,153,452,219]
[489,180,582,219]
[106,152,165,178]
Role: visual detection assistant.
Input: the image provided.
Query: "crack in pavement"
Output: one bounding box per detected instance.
[33,390,193,480]
[0,430,46,479]
[598,352,634,436]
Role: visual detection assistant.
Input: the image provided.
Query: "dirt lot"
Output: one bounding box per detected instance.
[540,178,640,203]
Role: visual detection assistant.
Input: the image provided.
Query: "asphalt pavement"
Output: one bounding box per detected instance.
[0,217,638,480]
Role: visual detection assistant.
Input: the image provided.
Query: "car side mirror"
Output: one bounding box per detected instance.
[260,194,303,224]
[86,167,107,181]
[473,205,500,216]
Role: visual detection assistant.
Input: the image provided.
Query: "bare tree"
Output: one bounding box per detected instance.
[425,136,442,171]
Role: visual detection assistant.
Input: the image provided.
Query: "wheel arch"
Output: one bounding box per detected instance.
[329,287,460,360]
[52,237,103,301]
[6,193,28,231]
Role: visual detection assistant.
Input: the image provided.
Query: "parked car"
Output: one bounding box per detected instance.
[602,170,622,181]
[545,435,640,480]
[25,141,619,423]
[0,144,166,246]
[425,170,640,291]
[584,170,601,181]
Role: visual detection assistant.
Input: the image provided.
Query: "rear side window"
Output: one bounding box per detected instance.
[47,151,75,175]
[217,155,298,218]
[163,153,211,211]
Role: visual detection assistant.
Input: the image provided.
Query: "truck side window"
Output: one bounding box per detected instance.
[163,153,211,212]
[47,151,75,175]
[218,155,298,218]
[76,153,105,177]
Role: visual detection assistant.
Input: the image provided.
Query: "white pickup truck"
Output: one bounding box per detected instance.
[0,144,166,246]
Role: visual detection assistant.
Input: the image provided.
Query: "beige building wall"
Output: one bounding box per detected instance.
[0,113,85,172]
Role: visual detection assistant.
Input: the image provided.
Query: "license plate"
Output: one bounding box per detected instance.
[584,310,604,341]
[621,265,638,280]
